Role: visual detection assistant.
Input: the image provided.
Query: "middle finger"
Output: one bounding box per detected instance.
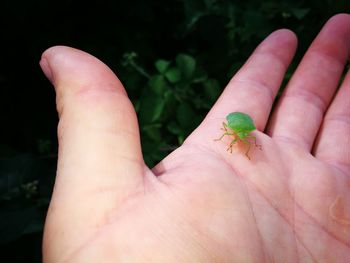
[267,14,350,151]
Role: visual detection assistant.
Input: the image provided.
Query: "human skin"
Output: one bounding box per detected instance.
[40,14,350,262]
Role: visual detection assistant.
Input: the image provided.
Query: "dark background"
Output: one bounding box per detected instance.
[0,0,349,262]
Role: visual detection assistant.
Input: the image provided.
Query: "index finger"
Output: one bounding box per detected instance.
[198,29,297,132]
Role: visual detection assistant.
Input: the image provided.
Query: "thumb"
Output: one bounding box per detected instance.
[40,46,145,258]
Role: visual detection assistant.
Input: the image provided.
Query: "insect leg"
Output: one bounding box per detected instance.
[227,138,238,153]
[220,122,228,132]
[214,132,235,141]
[242,139,252,160]
[246,135,262,150]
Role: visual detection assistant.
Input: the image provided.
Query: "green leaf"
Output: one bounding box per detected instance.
[155,59,171,73]
[176,103,197,132]
[133,100,140,112]
[143,123,162,142]
[183,0,207,31]
[203,78,221,102]
[139,97,165,123]
[192,67,208,83]
[166,121,182,135]
[148,75,168,95]
[176,54,196,80]
[291,8,310,20]
[178,135,185,145]
[160,90,178,120]
[148,99,165,122]
[241,11,271,41]
[165,67,182,83]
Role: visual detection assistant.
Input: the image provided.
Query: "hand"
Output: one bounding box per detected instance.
[41,14,350,262]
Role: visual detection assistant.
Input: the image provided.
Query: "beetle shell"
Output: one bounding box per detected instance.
[226,112,256,133]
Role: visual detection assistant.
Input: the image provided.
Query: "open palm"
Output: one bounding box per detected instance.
[42,14,350,262]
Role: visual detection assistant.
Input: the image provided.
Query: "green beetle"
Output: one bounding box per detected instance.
[215,112,261,159]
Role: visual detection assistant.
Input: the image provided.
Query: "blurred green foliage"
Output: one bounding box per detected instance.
[0,0,349,262]
[122,52,220,164]
[119,0,349,166]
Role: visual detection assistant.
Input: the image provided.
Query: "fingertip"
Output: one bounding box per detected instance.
[269,28,297,41]
[253,29,298,69]
[39,46,82,86]
[39,46,126,97]
[263,29,298,50]
[327,13,350,25]
[41,46,84,62]
[39,57,53,83]
[322,13,350,50]
[40,46,78,85]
